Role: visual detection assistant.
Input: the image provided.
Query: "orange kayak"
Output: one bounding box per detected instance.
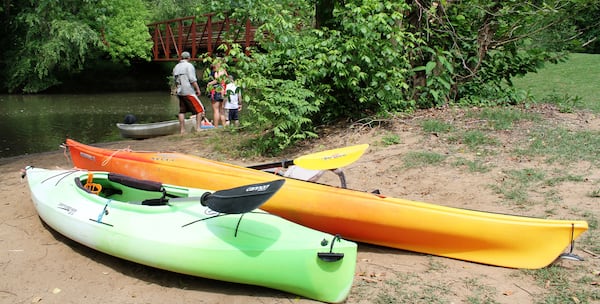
[64,138,588,269]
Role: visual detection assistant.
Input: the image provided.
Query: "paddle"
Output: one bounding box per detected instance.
[200,179,285,214]
[247,144,369,171]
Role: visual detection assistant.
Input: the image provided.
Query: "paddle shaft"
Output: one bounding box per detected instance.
[247,144,369,171]
[247,160,294,170]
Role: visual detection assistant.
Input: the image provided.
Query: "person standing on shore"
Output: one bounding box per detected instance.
[173,51,205,134]
[224,75,242,127]
[206,60,228,127]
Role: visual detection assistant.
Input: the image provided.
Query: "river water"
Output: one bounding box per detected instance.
[0,92,213,159]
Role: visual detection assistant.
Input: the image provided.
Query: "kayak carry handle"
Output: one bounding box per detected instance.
[318,234,345,262]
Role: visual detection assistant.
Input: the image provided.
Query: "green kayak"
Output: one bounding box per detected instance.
[23,167,357,303]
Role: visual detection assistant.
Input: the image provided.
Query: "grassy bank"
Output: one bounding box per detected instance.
[513,53,600,113]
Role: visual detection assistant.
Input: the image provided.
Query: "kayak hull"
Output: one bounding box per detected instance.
[24,167,357,303]
[65,138,588,269]
[116,117,214,139]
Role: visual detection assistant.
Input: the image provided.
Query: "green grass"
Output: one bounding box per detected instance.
[402,151,447,168]
[380,132,402,146]
[447,130,499,153]
[513,53,600,113]
[421,119,454,133]
[523,265,600,304]
[490,168,546,206]
[452,157,492,173]
[514,127,600,165]
[466,108,541,130]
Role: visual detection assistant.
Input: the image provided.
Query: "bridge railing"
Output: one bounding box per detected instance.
[148,14,258,61]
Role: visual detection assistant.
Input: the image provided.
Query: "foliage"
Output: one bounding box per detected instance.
[102,0,153,63]
[411,1,573,107]
[209,43,320,155]
[144,0,200,22]
[196,0,420,153]
[319,1,417,116]
[552,0,600,53]
[185,0,595,154]
[2,0,151,93]
[195,1,321,154]
[2,0,599,154]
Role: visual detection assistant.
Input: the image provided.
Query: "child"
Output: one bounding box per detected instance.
[224,75,242,127]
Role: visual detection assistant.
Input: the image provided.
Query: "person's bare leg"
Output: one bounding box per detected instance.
[195,114,202,131]
[219,103,226,127]
[178,113,186,134]
[211,102,220,127]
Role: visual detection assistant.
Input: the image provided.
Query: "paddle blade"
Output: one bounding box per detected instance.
[202,179,285,214]
[294,144,369,170]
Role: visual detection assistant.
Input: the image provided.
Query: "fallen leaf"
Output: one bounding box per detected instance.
[361,277,378,283]
[502,290,514,296]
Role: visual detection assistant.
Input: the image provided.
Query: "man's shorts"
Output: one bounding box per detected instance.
[228,108,239,121]
[178,95,205,114]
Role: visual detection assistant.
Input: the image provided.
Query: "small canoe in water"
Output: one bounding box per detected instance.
[116,116,214,139]
[64,138,588,269]
[23,167,357,303]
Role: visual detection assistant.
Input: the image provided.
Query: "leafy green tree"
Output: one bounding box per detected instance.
[543,0,600,53]
[405,0,572,107]
[2,0,152,93]
[202,0,592,154]
[3,0,595,154]
[144,0,200,22]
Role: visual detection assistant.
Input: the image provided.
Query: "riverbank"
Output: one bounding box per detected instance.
[2,105,599,303]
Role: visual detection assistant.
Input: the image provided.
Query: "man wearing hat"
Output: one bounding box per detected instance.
[172,51,207,134]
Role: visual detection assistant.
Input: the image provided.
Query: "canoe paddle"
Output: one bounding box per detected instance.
[201,179,285,214]
[247,144,369,171]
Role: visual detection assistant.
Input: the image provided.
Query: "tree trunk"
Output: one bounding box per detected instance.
[315,0,337,29]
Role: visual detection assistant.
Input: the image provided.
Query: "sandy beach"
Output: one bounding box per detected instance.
[2,106,599,304]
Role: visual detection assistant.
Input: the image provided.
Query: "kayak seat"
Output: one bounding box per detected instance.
[75,176,122,197]
[107,173,168,206]
[108,173,163,192]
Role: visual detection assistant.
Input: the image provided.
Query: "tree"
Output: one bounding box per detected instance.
[190,0,592,154]
[144,0,200,22]
[1,0,152,93]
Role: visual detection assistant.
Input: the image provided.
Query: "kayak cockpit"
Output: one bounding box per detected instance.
[75,172,180,206]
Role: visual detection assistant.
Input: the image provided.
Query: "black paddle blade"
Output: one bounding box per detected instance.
[201,179,285,214]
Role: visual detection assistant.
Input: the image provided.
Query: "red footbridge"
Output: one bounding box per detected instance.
[148,14,258,61]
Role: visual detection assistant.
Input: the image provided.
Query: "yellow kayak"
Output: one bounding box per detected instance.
[65,138,588,269]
